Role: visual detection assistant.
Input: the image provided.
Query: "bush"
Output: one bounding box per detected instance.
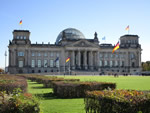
[85,90,150,113]
[0,75,27,94]
[0,89,40,113]
[53,81,116,98]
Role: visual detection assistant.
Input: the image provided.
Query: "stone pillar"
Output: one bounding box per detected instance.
[77,50,81,69]
[9,50,11,66]
[27,50,31,67]
[25,50,28,66]
[71,51,75,69]
[89,51,93,70]
[14,49,17,67]
[83,51,87,70]
[97,51,100,70]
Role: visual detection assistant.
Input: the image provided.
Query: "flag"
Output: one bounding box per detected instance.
[66,57,70,62]
[112,41,120,53]
[19,20,22,25]
[102,36,106,40]
[55,57,59,62]
[5,51,7,56]
[125,25,129,31]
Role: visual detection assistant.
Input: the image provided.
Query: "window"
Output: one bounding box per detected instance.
[18,52,24,56]
[116,54,118,58]
[120,60,122,66]
[44,53,47,57]
[32,52,35,56]
[110,61,113,67]
[99,60,102,67]
[37,60,41,67]
[24,36,26,39]
[44,60,48,67]
[105,54,108,58]
[110,54,113,58]
[104,60,107,66]
[50,60,54,67]
[50,52,54,57]
[56,60,59,67]
[56,52,59,57]
[17,36,19,39]
[38,52,41,56]
[99,54,103,58]
[31,60,35,67]
[20,36,23,39]
[18,61,23,67]
[115,61,118,66]
[130,53,134,59]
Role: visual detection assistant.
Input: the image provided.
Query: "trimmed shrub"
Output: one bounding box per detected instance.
[85,90,150,113]
[53,81,116,98]
[0,89,40,113]
[0,75,27,94]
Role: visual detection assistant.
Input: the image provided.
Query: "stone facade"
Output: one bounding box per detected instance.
[8,28,142,75]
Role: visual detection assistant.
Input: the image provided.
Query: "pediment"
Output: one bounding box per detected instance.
[67,39,99,48]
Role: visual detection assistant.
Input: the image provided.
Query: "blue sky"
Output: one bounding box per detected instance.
[0,0,150,68]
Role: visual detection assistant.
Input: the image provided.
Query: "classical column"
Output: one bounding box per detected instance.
[89,51,93,70]
[84,51,87,70]
[25,50,28,66]
[71,51,75,69]
[9,50,11,66]
[97,51,100,70]
[14,49,17,67]
[77,50,81,69]
[27,50,31,67]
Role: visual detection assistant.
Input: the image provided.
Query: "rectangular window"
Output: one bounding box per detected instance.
[120,60,122,66]
[99,54,103,58]
[18,52,24,56]
[105,54,108,58]
[38,52,41,56]
[18,61,23,67]
[44,53,47,57]
[56,60,59,68]
[32,52,35,56]
[115,61,118,66]
[99,60,102,67]
[56,52,59,57]
[37,60,41,67]
[44,60,48,67]
[110,61,113,67]
[31,60,35,67]
[50,52,54,57]
[104,60,107,66]
[50,60,54,67]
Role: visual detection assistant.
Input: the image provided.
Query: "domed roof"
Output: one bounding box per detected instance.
[56,28,85,44]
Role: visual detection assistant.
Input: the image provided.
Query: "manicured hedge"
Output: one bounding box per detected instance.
[53,81,116,98]
[19,74,80,88]
[0,75,27,94]
[85,90,150,113]
[0,90,40,113]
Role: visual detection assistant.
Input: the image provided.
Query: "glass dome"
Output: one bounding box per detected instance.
[56,28,85,44]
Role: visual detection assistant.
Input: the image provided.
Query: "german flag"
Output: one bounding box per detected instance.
[112,41,119,53]
[19,20,22,25]
[66,57,70,62]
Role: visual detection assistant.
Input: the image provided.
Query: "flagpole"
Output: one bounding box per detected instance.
[5,51,7,73]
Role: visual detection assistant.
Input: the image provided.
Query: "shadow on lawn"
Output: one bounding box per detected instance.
[35,92,57,100]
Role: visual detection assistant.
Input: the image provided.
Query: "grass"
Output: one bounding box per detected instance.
[27,76,150,113]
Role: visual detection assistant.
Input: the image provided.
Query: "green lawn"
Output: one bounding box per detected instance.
[27,76,150,113]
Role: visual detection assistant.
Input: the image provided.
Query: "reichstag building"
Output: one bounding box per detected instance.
[8,28,142,75]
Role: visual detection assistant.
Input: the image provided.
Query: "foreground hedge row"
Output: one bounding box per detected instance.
[0,75,27,94]
[53,81,116,98]
[0,89,40,113]
[85,90,150,113]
